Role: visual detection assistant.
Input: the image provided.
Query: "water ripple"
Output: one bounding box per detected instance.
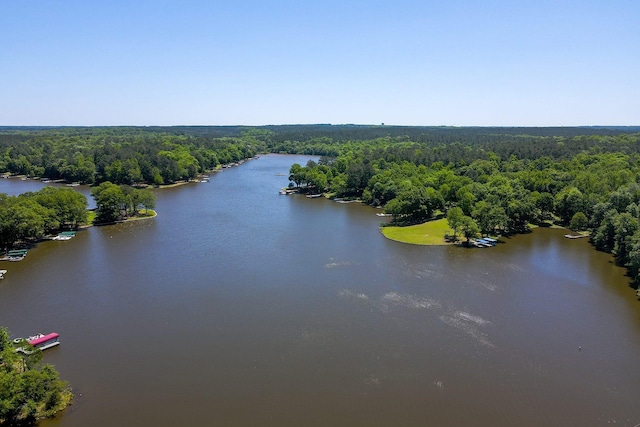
[338,289,494,347]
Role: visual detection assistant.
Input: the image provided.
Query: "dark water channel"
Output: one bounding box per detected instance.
[1,155,640,426]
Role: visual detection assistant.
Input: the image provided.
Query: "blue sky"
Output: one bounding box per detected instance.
[1,0,638,126]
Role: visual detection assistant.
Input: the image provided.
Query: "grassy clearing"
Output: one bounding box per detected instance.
[125,209,157,222]
[138,209,157,217]
[381,218,452,245]
[86,210,96,225]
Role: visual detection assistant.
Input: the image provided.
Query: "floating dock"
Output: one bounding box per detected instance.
[52,231,76,240]
[470,237,498,248]
[7,249,27,256]
[1,249,27,261]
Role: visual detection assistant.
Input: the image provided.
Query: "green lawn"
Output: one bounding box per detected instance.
[138,209,157,218]
[86,210,96,225]
[381,218,452,245]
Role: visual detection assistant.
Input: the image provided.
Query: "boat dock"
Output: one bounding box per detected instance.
[471,237,498,248]
[564,234,588,239]
[1,249,28,261]
[52,231,76,240]
[14,332,60,354]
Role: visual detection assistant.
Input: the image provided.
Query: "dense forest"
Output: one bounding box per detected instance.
[0,127,264,185]
[2,125,640,293]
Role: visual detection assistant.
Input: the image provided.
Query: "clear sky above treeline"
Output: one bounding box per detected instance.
[1,1,638,127]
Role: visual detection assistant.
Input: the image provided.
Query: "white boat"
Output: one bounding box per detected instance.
[0,270,6,279]
[52,235,73,240]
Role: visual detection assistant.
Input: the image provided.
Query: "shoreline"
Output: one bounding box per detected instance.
[89,210,157,227]
[380,218,579,246]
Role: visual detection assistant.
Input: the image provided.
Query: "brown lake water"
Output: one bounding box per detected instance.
[1,154,640,426]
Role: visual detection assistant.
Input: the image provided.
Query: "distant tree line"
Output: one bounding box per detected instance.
[2,125,639,186]
[0,127,264,186]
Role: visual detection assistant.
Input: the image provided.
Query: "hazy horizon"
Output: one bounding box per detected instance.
[1,124,638,129]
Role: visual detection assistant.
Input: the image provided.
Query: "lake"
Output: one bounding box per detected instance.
[1,154,639,426]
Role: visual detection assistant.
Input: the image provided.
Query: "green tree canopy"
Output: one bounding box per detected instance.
[0,327,72,425]
[447,207,464,238]
[569,212,588,231]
